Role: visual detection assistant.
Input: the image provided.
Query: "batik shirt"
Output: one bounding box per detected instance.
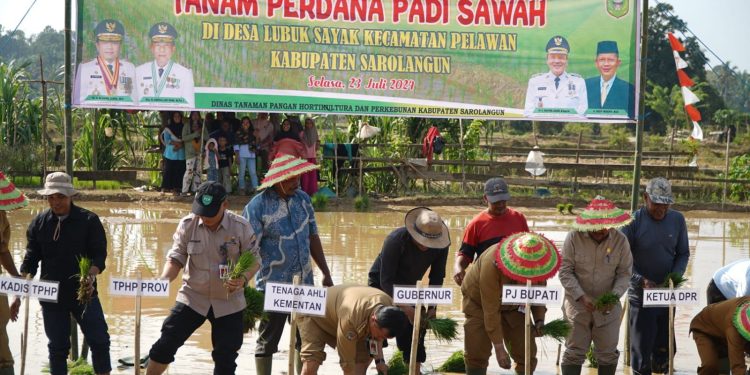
[243,188,318,291]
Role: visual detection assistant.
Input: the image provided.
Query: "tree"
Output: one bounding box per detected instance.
[708,63,750,114]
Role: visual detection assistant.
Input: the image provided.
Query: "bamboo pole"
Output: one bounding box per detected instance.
[573,130,583,193]
[524,280,531,375]
[289,275,301,375]
[459,119,466,192]
[409,281,424,375]
[64,0,73,175]
[20,275,31,375]
[39,56,49,180]
[668,279,674,375]
[135,271,142,375]
[722,127,731,210]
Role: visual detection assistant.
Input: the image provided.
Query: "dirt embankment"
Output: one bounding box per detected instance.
[19,189,750,213]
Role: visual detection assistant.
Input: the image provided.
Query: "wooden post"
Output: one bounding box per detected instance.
[135,271,142,375]
[623,299,630,366]
[524,279,531,375]
[667,125,676,180]
[92,109,98,189]
[39,56,49,180]
[722,126,731,210]
[20,275,31,375]
[573,130,583,193]
[668,279,674,375]
[409,281,424,375]
[289,275,301,375]
[459,119,466,192]
[333,123,339,197]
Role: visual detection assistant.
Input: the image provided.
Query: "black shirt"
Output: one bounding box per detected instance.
[218,147,233,168]
[367,227,449,297]
[20,204,107,307]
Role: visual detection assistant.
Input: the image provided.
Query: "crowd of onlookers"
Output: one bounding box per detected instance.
[157,111,320,197]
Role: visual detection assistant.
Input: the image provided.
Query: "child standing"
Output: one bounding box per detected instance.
[204,138,219,183]
[217,135,234,193]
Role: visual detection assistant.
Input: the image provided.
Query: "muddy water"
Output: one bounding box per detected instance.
[4,201,750,374]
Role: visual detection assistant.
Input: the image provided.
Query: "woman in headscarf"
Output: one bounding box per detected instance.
[300,117,319,196]
[161,111,186,195]
[269,118,305,164]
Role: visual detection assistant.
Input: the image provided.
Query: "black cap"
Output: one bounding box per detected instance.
[149,22,178,43]
[192,181,227,217]
[546,35,570,54]
[94,19,125,42]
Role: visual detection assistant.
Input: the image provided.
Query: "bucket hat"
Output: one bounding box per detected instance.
[37,172,78,197]
[257,153,319,191]
[404,207,451,249]
[572,195,632,231]
[495,232,561,283]
[0,171,28,211]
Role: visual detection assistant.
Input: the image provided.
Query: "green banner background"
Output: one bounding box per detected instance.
[75,0,638,120]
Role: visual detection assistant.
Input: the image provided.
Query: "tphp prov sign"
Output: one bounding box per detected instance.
[0,276,59,302]
[643,289,699,307]
[264,282,327,316]
[109,278,170,297]
[502,285,563,306]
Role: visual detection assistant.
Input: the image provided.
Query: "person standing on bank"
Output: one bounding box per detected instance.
[0,171,27,375]
[181,111,207,195]
[135,22,194,108]
[146,181,260,375]
[18,172,111,375]
[453,177,529,286]
[621,177,690,375]
[558,196,633,375]
[368,207,450,369]
[707,259,750,305]
[242,153,334,375]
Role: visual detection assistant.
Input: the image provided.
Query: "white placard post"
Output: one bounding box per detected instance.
[264,278,328,374]
[501,284,563,375]
[109,276,171,375]
[0,275,59,375]
[643,285,698,375]
[393,284,454,375]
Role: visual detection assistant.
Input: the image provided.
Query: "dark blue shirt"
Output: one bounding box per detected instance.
[621,206,690,305]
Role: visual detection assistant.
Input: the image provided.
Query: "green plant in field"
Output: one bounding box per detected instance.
[437,351,465,372]
[354,195,370,212]
[586,343,598,368]
[311,193,328,211]
[556,203,566,214]
[243,287,266,333]
[540,319,572,343]
[728,154,750,201]
[426,317,458,342]
[74,110,127,171]
[386,350,407,375]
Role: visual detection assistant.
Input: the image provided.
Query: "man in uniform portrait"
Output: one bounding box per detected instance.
[524,35,587,116]
[585,41,635,118]
[74,19,136,106]
[135,22,195,108]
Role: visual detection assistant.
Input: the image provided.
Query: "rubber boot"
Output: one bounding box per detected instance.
[560,364,582,375]
[465,368,487,375]
[597,364,616,375]
[255,356,273,375]
[0,366,14,375]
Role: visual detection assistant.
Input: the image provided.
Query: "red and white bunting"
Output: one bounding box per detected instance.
[668,32,703,141]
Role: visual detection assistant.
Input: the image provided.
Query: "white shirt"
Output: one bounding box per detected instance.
[135,60,195,108]
[524,71,588,116]
[713,259,750,299]
[74,58,136,106]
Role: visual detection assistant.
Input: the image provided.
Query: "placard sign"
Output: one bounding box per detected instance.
[0,276,59,302]
[109,278,171,297]
[643,288,699,307]
[264,282,327,316]
[502,285,562,306]
[393,286,453,305]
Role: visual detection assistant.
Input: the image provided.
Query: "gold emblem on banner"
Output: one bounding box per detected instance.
[607,0,629,18]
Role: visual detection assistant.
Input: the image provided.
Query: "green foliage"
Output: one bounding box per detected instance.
[437,351,466,372]
[386,350,408,375]
[354,195,370,212]
[556,203,566,214]
[42,358,96,374]
[662,272,688,288]
[562,123,594,138]
[77,256,92,304]
[74,110,127,171]
[586,343,598,368]
[728,154,750,201]
[311,193,329,211]
[540,319,572,343]
[603,127,631,149]
[427,317,458,342]
[565,203,574,215]
[243,287,266,333]
[228,252,256,280]
[594,292,619,311]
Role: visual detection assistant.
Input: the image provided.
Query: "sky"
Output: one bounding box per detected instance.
[0,0,748,72]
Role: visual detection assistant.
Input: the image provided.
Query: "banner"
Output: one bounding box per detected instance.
[74,0,638,121]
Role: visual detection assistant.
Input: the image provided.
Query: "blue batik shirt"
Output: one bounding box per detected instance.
[242,188,317,292]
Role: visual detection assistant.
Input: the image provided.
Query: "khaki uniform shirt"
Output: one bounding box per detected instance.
[167,211,259,318]
[461,248,546,344]
[690,297,750,374]
[310,285,391,372]
[0,211,8,272]
[559,229,632,302]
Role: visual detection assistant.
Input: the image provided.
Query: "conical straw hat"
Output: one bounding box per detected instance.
[0,171,28,211]
[572,195,632,231]
[257,153,320,191]
[495,232,561,283]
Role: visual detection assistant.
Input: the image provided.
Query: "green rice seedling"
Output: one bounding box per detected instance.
[243,287,266,333]
[565,203,575,214]
[69,358,95,375]
[586,343,598,368]
[556,203,566,214]
[354,195,370,212]
[386,350,407,375]
[540,319,571,343]
[311,193,328,211]
[437,351,465,372]
[427,317,459,342]
[228,251,256,280]
[594,292,620,311]
[662,272,688,288]
[76,256,93,305]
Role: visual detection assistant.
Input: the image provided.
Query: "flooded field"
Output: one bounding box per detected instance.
[4,199,750,374]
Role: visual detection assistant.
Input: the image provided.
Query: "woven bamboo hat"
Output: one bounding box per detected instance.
[495,232,561,283]
[0,171,28,211]
[572,195,633,231]
[733,300,750,341]
[257,153,319,191]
